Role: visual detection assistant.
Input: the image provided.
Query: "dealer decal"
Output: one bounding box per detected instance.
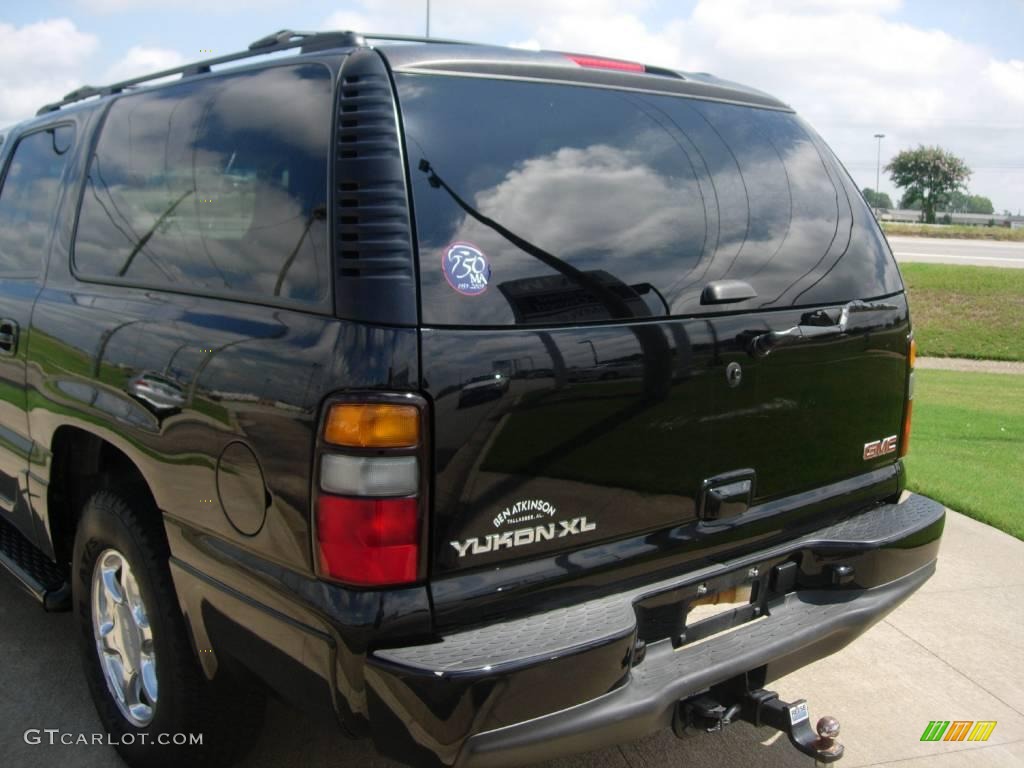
[492,498,558,528]
[442,242,490,296]
[450,498,597,558]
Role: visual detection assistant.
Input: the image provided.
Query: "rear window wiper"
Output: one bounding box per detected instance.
[745,300,899,357]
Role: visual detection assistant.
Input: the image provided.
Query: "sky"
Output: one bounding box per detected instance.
[2,0,1022,212]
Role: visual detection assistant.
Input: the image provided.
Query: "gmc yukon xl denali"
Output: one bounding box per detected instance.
[0,30,944,767]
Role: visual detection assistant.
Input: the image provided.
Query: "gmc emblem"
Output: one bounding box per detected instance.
[863,435,898,460]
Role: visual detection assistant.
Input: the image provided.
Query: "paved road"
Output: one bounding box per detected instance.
[888,236,1024,268]
[2,509,1022,768]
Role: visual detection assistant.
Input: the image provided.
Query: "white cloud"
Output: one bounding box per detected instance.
[0,21,188,128]
[467,142,698,261]
[490,0,1023,211]
[988,59,1024,105]
[321,10,384,34]
[105,46,186,83]
[77,0,283,10]
[3,4,1020,211]
[322,0,655,40]
[511,14,686,67]
[324,0,1024,208]
[0,19,98,125]
[744,0,903,11]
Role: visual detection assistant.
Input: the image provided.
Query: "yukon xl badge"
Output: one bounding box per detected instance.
[450,499,597,558]
[863,435,898,460]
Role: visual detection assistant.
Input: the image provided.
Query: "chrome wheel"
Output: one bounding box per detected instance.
[91,548,158,727]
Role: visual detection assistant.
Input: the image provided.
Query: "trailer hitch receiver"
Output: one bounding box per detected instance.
[742,688,844,762]
[676,686,844,763]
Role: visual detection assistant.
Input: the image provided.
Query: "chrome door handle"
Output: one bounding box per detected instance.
[746,300,898,358]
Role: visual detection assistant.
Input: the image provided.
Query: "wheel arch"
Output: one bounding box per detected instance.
[47,425,160,567]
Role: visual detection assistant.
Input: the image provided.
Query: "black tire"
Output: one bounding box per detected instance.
[72,485,264,768]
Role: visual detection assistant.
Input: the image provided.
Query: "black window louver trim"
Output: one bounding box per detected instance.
[333,49,418,326]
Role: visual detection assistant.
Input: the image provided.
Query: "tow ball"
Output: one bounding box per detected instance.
[675,688,844,763]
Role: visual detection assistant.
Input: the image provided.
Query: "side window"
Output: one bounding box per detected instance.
[73,64,332,306]
[0,125,76,277]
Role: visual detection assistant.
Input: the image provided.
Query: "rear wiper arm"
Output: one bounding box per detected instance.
[746,300,899,358]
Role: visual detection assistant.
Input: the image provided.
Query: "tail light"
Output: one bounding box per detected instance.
[314,395,427,587]
[899,337,916,458]
[317,497,419,585]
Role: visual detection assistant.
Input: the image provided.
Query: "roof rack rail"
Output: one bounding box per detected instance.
[36,29,482,116]
[361,32,481,47]
[35,28,369,116]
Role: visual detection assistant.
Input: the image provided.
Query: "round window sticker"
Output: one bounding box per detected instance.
[442,242,490,296]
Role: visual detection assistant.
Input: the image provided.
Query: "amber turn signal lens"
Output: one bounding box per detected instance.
[324,403,419,448]
[899,400,913,458]
[908,337,917,369]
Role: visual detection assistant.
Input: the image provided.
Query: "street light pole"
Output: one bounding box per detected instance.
[426,0,431,37]
[873,133,885,200]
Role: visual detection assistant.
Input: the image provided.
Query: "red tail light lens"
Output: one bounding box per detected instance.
[316,496,420,586]
[565,54,645,73]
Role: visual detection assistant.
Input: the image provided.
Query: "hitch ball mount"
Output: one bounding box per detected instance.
[675,687,844,763]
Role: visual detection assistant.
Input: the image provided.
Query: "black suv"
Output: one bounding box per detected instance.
[0,30,944,768]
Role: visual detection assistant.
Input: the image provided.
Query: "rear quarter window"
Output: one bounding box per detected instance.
[73,63,332,307]
[0,125,76,276]
[396,74,901,326]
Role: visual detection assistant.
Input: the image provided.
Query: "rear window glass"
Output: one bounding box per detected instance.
[73,64,332,307]
[397,74,901,326]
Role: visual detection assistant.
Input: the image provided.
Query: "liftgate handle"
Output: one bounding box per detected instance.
[747,300,899,358]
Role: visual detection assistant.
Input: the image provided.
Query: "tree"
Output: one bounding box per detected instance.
[905,190,994,215]
[900,194,922,211]
[861,187,893,209]
[943,191,994,214]
[885,146,971,223]
[945,191,969,212]
[966,195,994,215]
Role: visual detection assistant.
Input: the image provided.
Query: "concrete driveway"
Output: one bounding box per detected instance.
[2,509,1022,768]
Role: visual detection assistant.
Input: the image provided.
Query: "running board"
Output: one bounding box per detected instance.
[0,516,70,611]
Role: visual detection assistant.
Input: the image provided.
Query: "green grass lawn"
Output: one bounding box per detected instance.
[882,222,1024,241]
[905,370,1024,540]
[901,263,1024,361]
